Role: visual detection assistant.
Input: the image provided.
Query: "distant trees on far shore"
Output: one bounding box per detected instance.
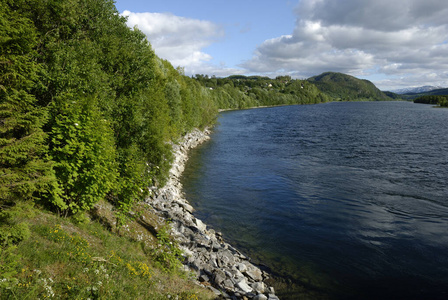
[192,74,331,109]
[414,95,448,107]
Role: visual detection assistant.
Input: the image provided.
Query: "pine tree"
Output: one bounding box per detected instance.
[0,1,60,207]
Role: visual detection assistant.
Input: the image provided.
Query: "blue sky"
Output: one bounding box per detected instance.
[115,0,448,91]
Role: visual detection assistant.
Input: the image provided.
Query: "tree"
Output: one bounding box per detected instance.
[0,0,60,207]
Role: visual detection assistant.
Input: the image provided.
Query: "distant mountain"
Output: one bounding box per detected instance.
[393,86,445,94]
[307,72,392,101]
[401,87,448,100]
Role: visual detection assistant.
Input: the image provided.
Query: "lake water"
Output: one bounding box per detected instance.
[181,101,448,299]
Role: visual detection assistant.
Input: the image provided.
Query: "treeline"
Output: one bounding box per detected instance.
[193,74,331,109]
[414,95,448,107]
[0,0,218,225]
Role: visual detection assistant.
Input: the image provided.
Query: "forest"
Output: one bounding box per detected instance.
[413,95,448,107]
[1,0,332,298]
[1,0,219,226]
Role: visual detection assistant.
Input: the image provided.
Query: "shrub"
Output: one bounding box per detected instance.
[48,95,117,215]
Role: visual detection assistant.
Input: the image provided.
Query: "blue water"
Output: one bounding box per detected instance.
[181,102,448,299]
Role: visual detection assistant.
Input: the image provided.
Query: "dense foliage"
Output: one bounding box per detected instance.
[0,0,59,208]
[414,95,448,106]
[0,0,220,220]
[308,72,394,101]
[0,1,221,295]
[193,74,331,109]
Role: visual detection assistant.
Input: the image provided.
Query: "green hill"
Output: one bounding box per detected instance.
[307,72,393,101]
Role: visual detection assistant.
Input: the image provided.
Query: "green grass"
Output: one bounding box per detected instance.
[0,202,214,300]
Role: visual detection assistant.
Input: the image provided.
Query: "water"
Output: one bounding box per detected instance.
[181,101,448,299]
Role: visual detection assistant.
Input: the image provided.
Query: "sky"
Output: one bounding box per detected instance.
[114,0,448,91]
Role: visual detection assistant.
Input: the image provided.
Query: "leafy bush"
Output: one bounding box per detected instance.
[48,95,117,215]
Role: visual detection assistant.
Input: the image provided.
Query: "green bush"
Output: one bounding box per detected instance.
[48,95,117,215]
[0,202,33,247]
[0,245,21,281]
[0,223,30,247]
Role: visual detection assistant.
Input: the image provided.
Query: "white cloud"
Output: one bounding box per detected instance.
[242,0,448,90]
[122,10,240,75]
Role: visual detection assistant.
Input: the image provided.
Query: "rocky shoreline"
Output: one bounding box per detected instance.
[146,128,279,300]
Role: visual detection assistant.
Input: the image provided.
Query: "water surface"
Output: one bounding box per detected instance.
[181,102,448,299]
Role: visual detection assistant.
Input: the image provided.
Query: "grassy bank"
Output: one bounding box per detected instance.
[0,200,215,299]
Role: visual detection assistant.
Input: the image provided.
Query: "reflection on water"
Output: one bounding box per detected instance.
[181,102,448,299]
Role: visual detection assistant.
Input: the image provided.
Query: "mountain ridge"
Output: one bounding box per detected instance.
[392,85,445,94]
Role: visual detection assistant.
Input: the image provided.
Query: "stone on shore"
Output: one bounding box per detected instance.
[236,278,253,294]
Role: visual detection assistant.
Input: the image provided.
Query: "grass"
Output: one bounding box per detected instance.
[0,201,215,300]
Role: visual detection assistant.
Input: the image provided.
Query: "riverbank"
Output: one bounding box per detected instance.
[147,128,280,300]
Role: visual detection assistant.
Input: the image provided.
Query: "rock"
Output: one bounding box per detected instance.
[228,268,245,281]
[180,246,193,260]
[193,218,207,232]
[222,249,236,265]
[251,282,265,294]
[191,259,202,271]
[236,262,247,273]
[211,240,221,252]
[223,278,234,290]
[254,294,268,300]
[268,294,280,300]
[262,270,270,280]
[179,201,194,213]
[207,286,222,297]
[244,266,263,282]
[199,274,209,283]
[213,269,226,285]
[235,278,252,294]
[202,265,213,277]
[236,279,253,294]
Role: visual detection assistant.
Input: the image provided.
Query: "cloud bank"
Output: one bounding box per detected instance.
[122,10,242,76]
[241,0,448,89]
